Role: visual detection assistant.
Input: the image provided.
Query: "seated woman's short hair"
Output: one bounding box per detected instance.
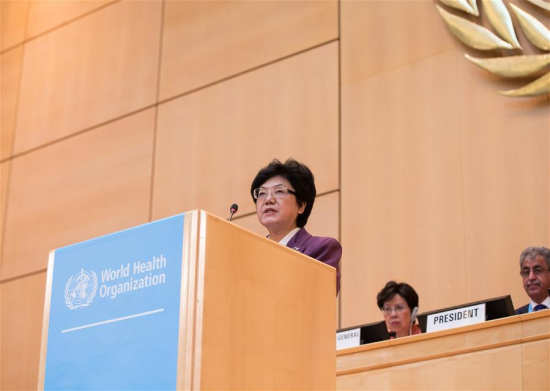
[376,281,419,310]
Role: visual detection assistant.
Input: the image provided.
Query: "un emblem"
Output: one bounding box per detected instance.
[436,0,550,97]
[64,268,98,310]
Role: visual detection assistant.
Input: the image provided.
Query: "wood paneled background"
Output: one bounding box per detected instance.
[1,0,548,388]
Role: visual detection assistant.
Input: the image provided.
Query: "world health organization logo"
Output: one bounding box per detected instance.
[64,268,98,310]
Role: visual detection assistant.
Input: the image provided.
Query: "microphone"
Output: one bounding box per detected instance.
[409,306,419,336]
[228,204,238,221]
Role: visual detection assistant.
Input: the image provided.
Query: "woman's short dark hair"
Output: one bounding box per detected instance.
[376,281,419,310]
[250,158,316,228]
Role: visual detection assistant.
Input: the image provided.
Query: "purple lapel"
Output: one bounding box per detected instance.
[286,228,311,252]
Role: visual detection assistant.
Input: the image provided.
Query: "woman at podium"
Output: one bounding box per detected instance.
[377,281,421,338]
[250,158,342,293]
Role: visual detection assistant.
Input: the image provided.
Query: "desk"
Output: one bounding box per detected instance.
[337,311,549,390]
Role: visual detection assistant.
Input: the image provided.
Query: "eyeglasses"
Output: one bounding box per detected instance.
[519,267,549,278]
[253,185,296,200]
[381,304,408,315]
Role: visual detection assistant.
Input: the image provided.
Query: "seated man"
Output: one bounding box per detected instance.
[515,246,550,314]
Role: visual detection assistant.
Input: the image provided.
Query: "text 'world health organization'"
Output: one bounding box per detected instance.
[99,255,167,300]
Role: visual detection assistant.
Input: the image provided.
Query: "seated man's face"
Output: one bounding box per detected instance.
[521,256,550,304]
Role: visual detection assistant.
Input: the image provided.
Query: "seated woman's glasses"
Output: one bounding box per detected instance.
[381,305,408,315]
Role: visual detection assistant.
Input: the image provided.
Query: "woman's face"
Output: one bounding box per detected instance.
[255,176,305,239]
[382,294,412,338]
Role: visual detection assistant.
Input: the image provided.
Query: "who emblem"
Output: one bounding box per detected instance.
[64,268,98,310]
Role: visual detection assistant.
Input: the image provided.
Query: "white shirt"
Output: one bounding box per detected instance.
[278,227,301,246]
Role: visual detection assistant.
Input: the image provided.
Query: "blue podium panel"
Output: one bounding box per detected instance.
[43,214,185,390]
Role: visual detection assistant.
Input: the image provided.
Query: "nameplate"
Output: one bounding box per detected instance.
[427,303,486,333]
[336,328,360,350]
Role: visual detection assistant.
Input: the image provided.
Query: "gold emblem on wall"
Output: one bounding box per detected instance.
[436,0,550,97]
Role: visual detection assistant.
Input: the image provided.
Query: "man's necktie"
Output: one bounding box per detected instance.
[533,304,548,311]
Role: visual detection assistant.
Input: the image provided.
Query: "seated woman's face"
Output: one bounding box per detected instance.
[255,175,305,234]
[382,294,412,338]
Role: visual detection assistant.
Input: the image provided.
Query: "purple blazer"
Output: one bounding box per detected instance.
[286,228,342,294]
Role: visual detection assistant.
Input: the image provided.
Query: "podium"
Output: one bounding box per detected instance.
[38,210,336,390]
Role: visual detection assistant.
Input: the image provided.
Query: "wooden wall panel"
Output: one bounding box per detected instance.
[1,161,10,268]
[1,47,23,160]
[1,109,156,280]
[235,192,340,241]
[341,51,467,327]
[26,0,115,39]
[0,285,2,376]
[457,58,550,307]
[340,1,549,329]
[159,0,338,100]
[307,192,340,243]
[13,0,161,155]
[1,0,29,51]
[341,0,455,84]
[0,272,46,391]
[234,213,272,239]
[153,43,339,221]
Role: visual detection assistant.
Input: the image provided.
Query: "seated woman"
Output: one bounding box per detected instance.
[250,158,342,293]
[376,281,421,338]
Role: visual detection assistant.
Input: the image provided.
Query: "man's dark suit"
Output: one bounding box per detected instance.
[286,228,342,294]
[515,289,550,314]
[515,304,529,314]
